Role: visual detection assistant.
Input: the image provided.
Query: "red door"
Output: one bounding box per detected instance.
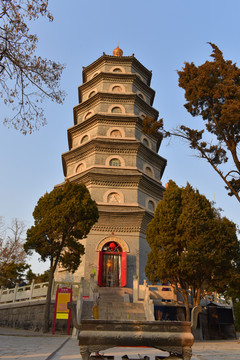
[121,252,127,287]
[97,251,103,286]
[97,242,127,287]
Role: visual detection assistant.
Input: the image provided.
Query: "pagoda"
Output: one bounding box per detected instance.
[56,46,167,288]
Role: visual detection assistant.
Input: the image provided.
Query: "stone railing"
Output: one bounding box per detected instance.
[0,279,88,305]
[132,277,178,321]
[0,282,49,304]
[143,284,155,320]
[147,284,178,302]
[0,276,98,332]
[133,276,177,303]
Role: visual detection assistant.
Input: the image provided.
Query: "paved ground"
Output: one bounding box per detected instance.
[0,328,239,360]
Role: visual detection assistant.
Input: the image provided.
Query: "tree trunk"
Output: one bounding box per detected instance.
[182,289,191,321]
[193,287,201,308]
[43,267,55,333]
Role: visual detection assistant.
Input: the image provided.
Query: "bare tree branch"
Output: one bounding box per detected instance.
[0,0,65,134]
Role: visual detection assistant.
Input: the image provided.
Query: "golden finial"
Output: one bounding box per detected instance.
[113,42,123,56]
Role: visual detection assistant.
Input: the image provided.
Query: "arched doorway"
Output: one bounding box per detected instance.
[97,241,127,287]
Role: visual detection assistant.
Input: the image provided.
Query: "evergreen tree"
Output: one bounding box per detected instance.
[145,180,240,321]
[24,181,99,332]
[26,268,50,284]
[143,44,240,203]
[177,43,240,202]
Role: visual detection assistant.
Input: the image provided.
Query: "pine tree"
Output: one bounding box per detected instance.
[177,43,240,202]
[24,181,99,332]
[145,180,240,321]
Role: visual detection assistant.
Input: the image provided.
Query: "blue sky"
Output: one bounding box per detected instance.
[1,0,239,273]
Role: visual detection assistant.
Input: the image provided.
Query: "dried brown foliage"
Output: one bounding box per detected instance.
[0,0,65,134]
[0,218,28,287]
[143,44,240,203]
[142,115,164,135]
[177,43,240,202]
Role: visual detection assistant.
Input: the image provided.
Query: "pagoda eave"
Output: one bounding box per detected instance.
[82,54,152,85]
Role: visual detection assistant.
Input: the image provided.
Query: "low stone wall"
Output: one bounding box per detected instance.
[0,300,72,332]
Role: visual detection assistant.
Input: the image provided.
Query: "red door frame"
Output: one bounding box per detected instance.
[97,249,127,287]
[97,251,103,286]
[121,251,127,287]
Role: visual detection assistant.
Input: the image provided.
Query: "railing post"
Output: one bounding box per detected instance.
[80,277,84,296]
[13,284,19,303]
[143,283,154,320]
[144,284,149,302]
[0,286,3,303]
[148,299,155,320]
[142,279,147,299]
[51,280,55,299]
[89,274,95,301]
[29,280,35,300]
[133,275,139,303]
[72,279,84,338]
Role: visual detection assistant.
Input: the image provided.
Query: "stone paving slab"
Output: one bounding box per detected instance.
[0,328,240,360]
[0,334,69,360]
[50,340,240,360]
[191,340,240,360]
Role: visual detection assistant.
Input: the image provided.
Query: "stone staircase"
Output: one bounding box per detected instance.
[97,287,146,321]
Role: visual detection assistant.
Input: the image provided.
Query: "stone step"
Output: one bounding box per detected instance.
[80,288,144,321]
[98,287,133,298]
[98,302,146,321]
[99,314,146,320]
[99,303,145,311]
[99,309,145,315]
[99,296,125,301]
[98,287,132,293]
[81,301,146,321]
[98,289,132,303]
[98,308,146,316]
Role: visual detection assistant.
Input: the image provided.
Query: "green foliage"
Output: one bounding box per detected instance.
[24,181,98,332]
[233,300,240,331]
[145,180,240,318]
[24,181,99,273]
[0,261,29,288]
[26,268,50,284]
[177,43,240,202]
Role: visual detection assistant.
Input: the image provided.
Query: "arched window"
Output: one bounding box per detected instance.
[148,200,155,212]
[76,163,85,173]
[145,166,153,176]
[110,129,122,137]
[112,68,122,73]
[143,138,150,147]
[112,85,122,92]
[88,90,96,98]
[102,241,122,252]
[109,158,121,166]
[84,111,93,120]
[133,72,143,81]
[92,72,99,78]
[107,192,121,203]
[111,106,122,114]
[81,135,89,144]
[139,113,146,120]
[138,93,145,100]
